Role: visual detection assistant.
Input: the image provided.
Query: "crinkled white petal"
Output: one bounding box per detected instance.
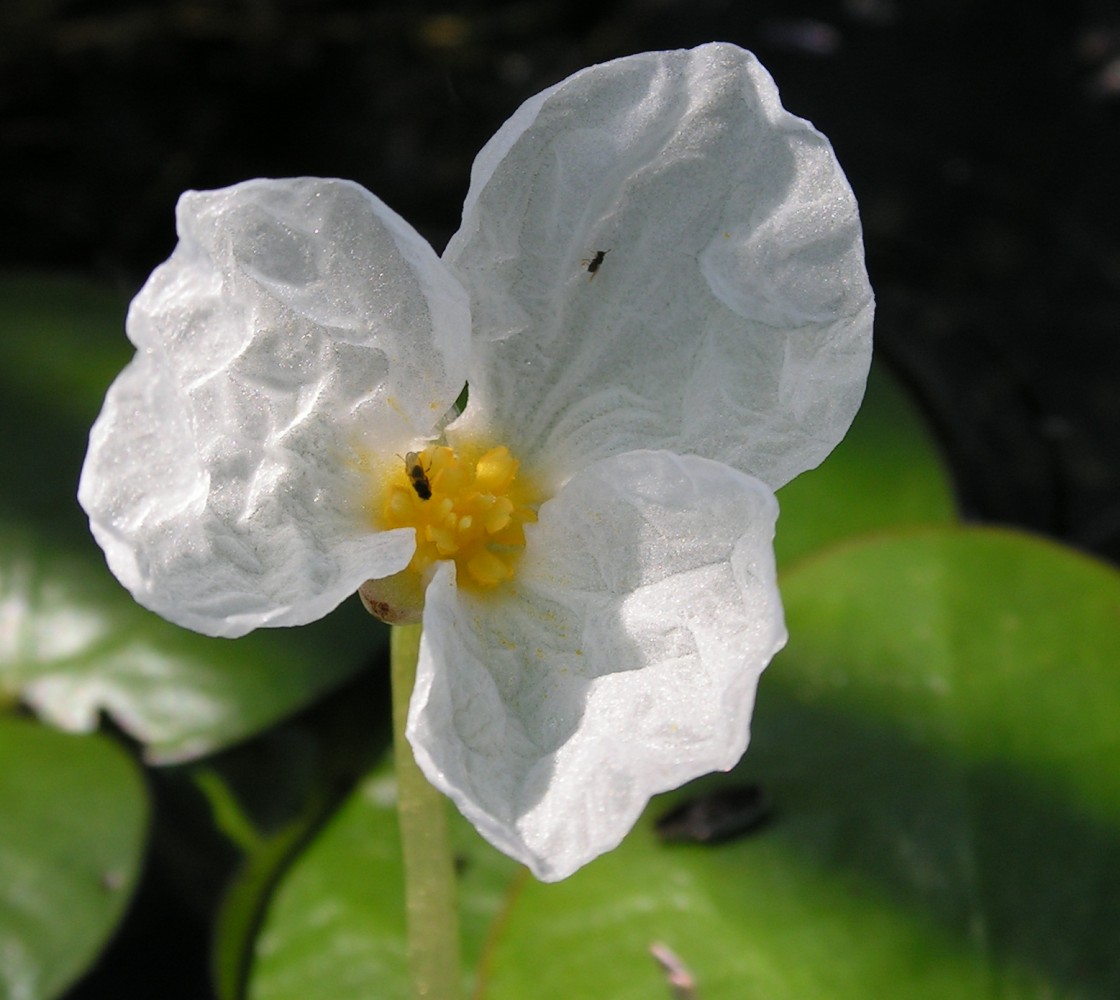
[79,178,471,637]
[408,450,787,880]
[444,43,873,491]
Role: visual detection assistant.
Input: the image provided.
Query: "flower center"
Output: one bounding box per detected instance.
[380,444,540,590]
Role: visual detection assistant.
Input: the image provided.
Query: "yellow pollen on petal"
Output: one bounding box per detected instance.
[377,443,542,594]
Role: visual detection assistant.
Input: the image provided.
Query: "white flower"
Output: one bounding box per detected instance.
[79,43,873,880]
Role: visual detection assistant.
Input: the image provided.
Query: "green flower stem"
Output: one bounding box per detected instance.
[391,623,464,1000]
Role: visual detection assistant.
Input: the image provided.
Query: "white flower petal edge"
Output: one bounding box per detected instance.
[445,42,873,492]
[408,450,786,881]
[79,178,471,638]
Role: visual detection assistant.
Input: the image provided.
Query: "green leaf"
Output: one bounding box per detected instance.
[0,524,384,761]
[204,669,394,1000]
[247,763,409,1000]
[478,527,1120,999]
[0,717,147,1000]
[245,753,519,1000]
[775,361,957,566]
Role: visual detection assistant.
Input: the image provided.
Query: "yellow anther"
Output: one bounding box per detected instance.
[468,549,515,586]
[376,442,541,596]
[484,502,513,533]
[474,446,517,493]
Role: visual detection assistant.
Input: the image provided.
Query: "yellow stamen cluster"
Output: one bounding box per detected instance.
[381,444,540,590]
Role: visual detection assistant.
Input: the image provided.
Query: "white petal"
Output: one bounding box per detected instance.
[444,43,872,491]
[408,450,786,880]
[79,178,470,637]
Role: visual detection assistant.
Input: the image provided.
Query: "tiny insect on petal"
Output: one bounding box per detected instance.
[580,248,611,280]
[403,451,433,500]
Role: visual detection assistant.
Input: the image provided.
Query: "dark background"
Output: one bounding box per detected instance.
[4,0,1120,562]
[2,3,1119,997]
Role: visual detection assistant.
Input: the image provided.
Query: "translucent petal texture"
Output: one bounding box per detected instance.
[408,451,786,880]
[444,43,873,491]
[79,178,471,637]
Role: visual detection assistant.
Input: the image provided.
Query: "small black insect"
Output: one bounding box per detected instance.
[654,784,772,844]
[581,248,611,279]
[403,451,432,500]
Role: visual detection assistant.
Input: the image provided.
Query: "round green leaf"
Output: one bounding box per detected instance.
[775,361,957,566]
[478,527,1120,999]
[246,755,518,1000]
[202,669,394,1000]
[0,717,147,1000]
[248,766,408,1000]
[0,524,384,762]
